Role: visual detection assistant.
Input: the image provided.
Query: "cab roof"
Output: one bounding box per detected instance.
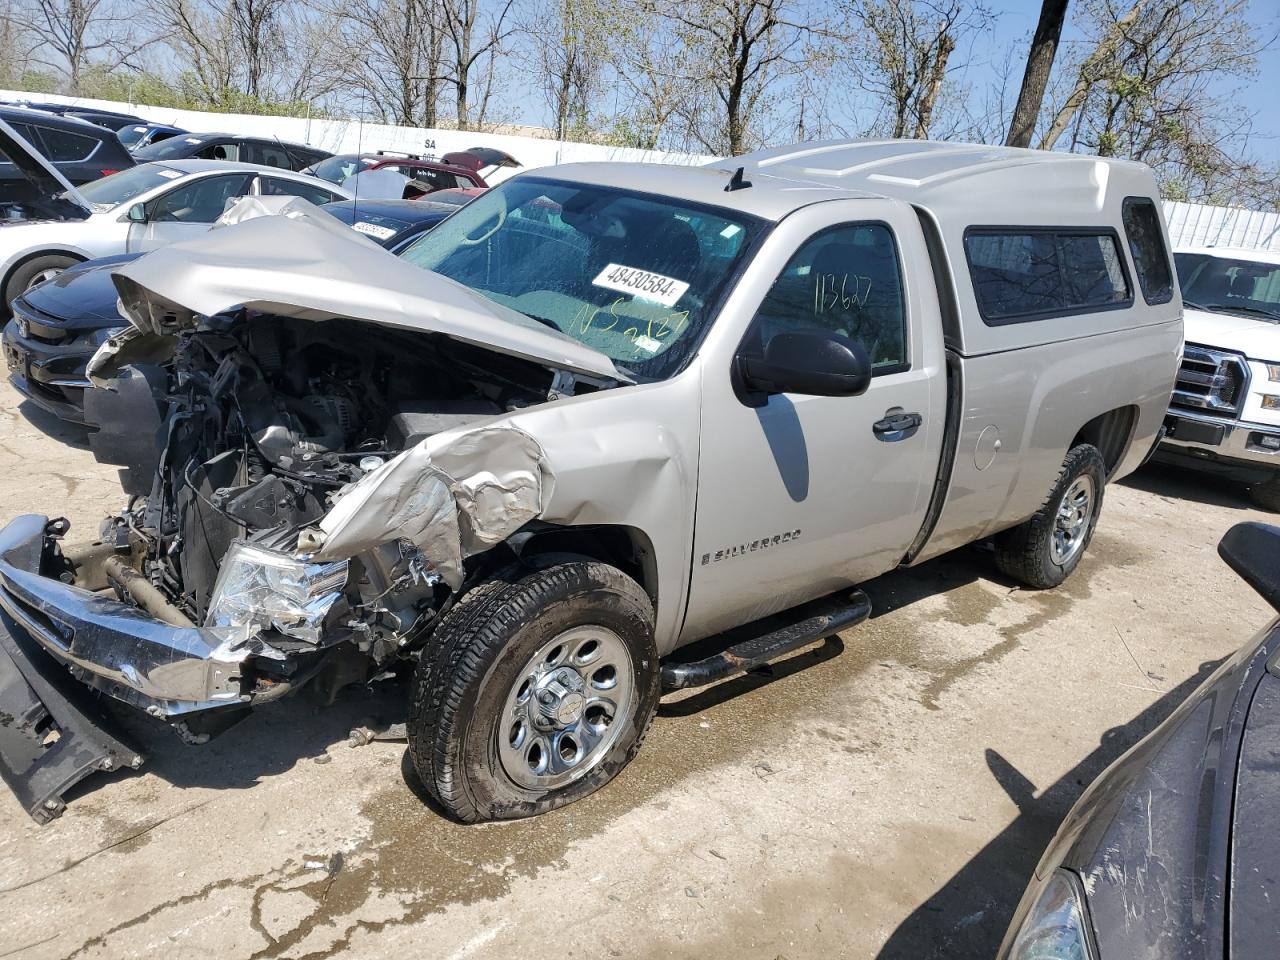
[537,139,1159,225]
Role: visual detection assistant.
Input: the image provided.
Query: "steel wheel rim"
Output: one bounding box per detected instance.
[25,267,64,290]
[498,625,634,790]
[1051,475,1095,565]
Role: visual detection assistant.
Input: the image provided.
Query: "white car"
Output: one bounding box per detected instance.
[0,119,352,313]
[1157,245,1280,509]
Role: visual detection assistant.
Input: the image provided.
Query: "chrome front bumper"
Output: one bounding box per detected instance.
[0,514,251,717]
[1159,410,1280,475]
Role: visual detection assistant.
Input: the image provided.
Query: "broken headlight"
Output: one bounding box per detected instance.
[205,541,348,643]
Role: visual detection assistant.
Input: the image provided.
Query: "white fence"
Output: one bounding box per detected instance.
[0,89,717,183]
[1163,200,1280,253]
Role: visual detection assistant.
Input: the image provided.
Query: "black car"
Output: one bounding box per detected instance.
[116,122,188,152]
[0,106,134,199]
[3,198,459,422]
[321,197,460,252]
[133,132,330,171]
[0,101,145,130]
[999,521,1280,960]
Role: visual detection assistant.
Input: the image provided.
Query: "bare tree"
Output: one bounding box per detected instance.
[661,0,808,155]
[1005,0,1070,147]
[525,0,608,140]
[1039,0,1270,203]
[326,0,444,126]
[20,0,142,92]
[842,0,995,140]
[439,0,515,130]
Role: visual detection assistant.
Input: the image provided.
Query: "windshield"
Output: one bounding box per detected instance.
[134,135,207,161]
[309,154,371,185]
[1176,252,1280,322]
[117,125,150,148]
[399,176,763,378]
[70,164,185,212]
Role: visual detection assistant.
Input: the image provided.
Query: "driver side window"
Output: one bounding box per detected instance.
[148,174,252,223]
[750,223,908,374]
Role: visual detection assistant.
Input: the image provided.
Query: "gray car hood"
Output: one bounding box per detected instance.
[0,117,92,217]
[108,208,628,382]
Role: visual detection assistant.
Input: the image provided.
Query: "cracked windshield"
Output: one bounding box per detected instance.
[399,176,762,377]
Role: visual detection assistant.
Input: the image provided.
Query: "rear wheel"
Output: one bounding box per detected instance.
[408,561,659,822]
[1248,477,1280,513]
[4,254,78,311]
[995,443,1107,589]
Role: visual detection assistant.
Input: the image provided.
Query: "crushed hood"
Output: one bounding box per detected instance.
[0,117,92,218]
[1184,307,1280,362]
[108,200,628,382]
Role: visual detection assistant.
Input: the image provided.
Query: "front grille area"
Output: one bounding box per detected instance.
[11,303,72,346]
[1171,344,1249,416]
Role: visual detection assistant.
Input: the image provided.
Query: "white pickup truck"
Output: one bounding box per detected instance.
[0,135,1182,822]
[1156,246,1280,509]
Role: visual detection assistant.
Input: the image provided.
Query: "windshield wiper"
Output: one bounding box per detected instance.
[1197,302,1280,323]
[522,312,564,332]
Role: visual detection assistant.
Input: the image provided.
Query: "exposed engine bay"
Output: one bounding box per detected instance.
[80,310,570,712]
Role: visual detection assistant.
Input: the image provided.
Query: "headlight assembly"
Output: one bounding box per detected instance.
[205,541,348,643]
[1007,869,1099,960]
[1265,363,1280,383]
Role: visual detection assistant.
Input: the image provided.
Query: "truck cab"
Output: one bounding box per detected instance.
[0,140,1181,823]
[1156,246,1280,510]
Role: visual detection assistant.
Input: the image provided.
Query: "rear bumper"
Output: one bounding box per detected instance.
[1158,410,1280,480]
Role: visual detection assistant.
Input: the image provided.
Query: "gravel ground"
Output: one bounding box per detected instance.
[0,383,1273,960]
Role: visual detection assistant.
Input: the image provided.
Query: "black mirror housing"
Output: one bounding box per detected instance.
[1218,522,1280,613]
[738,330,872,402]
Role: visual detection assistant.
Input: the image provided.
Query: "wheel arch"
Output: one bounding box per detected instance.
[2,247,91,297]
[1072,405,1139,479]
[512,523,660,612]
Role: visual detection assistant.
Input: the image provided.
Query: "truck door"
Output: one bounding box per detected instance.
[683,200,946,642]
[126,174,253,253]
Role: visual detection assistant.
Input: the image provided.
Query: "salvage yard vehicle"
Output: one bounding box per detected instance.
[0,119,351,314]
[0,139,1181,823]
[0,105,135,201]
[998,520,1280,960]
[3,197,461,423]
[132,131,331,171]
[1155,246,1280,510]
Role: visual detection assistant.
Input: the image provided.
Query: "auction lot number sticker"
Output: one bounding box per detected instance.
[592,263,689,307]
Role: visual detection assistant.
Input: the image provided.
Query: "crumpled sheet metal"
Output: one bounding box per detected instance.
[107,211,627,380]
[306,425,551,589]
[212,194,379,245]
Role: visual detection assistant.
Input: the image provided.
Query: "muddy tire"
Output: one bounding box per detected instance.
[4,254,78,312]
[408,561,659,823]
[1248,477,1280,513]
[995,443,1107,589]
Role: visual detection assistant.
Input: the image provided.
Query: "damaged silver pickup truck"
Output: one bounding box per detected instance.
[0,138,1182,823]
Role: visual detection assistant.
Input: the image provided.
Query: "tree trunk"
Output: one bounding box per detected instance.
[1039,2,1139,150]
[913,30,954,138]
[1005,0,1070,148]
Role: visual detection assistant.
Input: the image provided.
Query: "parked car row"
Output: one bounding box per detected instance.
[4,195,465,421]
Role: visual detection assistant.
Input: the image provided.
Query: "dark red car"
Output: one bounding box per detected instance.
[304,151,489,196]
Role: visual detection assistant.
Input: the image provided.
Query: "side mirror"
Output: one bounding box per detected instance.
[738,330,872,401]
[1218,522,1280,613]
[126,202,147,223]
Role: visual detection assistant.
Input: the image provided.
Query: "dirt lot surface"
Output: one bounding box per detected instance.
[0,385,1274,960]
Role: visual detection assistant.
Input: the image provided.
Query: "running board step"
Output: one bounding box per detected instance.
[661,590,871,691]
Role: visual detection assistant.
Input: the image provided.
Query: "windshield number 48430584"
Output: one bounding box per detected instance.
[592,263,690,308]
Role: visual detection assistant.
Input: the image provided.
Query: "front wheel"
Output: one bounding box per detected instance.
[995,443,1107,589]
[408,561,659,822]
[4,254,78,312]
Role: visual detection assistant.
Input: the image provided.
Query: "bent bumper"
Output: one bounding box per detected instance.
[1158,410,1280,479]
[0,515,251,716]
